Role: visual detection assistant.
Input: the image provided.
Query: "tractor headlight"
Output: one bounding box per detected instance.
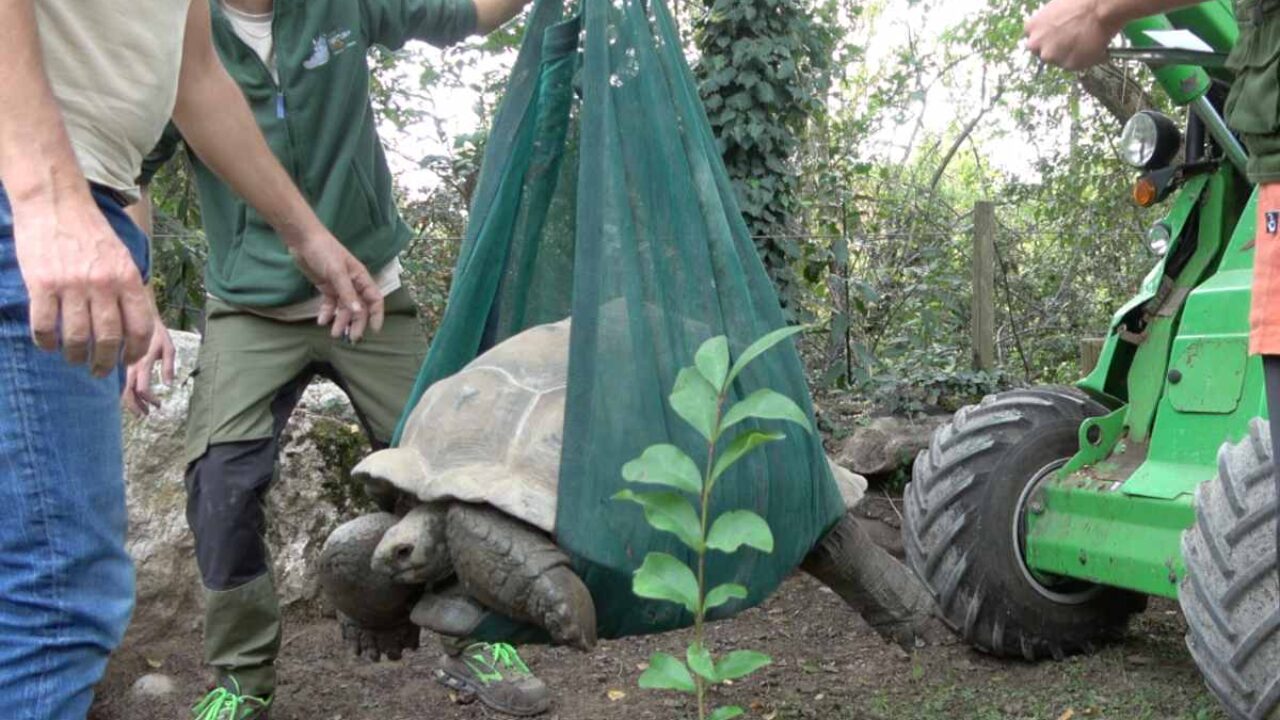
[1120,111,1182,170]
[1147,221,1172,257]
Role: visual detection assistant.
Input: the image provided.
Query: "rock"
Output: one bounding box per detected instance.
[130,673,178,699]
[835,415,950,478]
[123,330,376,643]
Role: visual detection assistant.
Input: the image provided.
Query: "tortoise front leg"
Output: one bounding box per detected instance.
[318,513,424,661]
[802,511,952,649]
[446,504,597,651]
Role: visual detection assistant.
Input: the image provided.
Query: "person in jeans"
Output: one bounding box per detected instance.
[127,1,539,717]
[0,1,385,718]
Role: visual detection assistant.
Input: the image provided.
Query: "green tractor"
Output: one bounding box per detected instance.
[900,3,1279,719]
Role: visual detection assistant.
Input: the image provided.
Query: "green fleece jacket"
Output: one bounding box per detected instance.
[1226,0,1280,183]
[142,0,477,307]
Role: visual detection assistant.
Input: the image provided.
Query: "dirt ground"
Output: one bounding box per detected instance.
[92,573,1227,720]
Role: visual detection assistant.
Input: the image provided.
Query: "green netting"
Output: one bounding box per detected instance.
[393,0,845,641]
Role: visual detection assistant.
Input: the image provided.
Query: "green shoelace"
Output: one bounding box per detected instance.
[191,679,270,720]
[463,642,532,685]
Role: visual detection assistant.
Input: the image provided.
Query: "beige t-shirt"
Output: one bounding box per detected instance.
[35,0,193,199]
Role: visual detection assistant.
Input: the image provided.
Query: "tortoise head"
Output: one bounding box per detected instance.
[372,503,452,585]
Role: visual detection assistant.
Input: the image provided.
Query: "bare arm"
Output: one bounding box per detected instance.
[474,0,531,34]
[0,0,153,373]
[173,1,383,338]
[1026,0,1201,70]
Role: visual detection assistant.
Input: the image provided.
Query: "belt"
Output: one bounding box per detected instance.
[89,182,132,208]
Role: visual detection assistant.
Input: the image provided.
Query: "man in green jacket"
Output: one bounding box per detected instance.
[129,1,536,718]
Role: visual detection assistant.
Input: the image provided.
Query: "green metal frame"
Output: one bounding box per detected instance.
[1022,1,1265,599]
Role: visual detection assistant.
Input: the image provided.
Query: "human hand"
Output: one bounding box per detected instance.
[288,230,384,342]
[1025,0,1121,71]
[12,189,154,376]
[122,304,175,417]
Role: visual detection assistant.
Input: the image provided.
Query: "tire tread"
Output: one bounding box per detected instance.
[1180,419,1280,720]
[903,386,1143,660]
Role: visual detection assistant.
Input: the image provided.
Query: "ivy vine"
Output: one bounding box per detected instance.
[694,0,837,316]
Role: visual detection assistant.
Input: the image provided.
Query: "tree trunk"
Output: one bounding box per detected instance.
[1078,64,1158,126]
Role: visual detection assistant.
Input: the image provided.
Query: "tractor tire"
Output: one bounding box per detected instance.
[1180,419,1280,720]
[903,386,1146,660]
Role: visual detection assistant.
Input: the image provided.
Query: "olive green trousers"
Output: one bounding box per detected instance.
[184,288,426,697]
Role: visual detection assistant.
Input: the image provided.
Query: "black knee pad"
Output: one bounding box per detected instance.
[185,439,278,591]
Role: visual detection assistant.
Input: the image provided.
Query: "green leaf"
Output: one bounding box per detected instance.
[706,511,774,554]
[614,490,704,552]
[711,430,784,482]
[695,336,730,392]
[726,325,806,385]
[687,643,717,682]
[720,389,812,434]
[638,652,696,693]
[714,650,771,681]
[633,553,700,614]
[670,367,720,441]
[709,708,745,720]
[621,444,703,495]
[704,583,748,610]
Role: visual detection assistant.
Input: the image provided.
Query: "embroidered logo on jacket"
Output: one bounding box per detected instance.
[302,29,354,70]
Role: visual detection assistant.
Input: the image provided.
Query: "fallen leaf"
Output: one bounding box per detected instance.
[1057,710,1076,720]
[607,689,627,702]
[145,657,163,669]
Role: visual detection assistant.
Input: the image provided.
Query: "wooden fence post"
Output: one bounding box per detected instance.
[972,201,996,372]
[1080,337,1106,376]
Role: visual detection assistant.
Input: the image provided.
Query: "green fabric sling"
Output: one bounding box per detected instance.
[393,0,845,640]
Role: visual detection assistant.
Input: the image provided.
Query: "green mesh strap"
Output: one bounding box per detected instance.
[396,0,844,641]
[391,1,579,444]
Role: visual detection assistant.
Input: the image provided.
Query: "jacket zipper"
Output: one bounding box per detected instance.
[220,2,304,190]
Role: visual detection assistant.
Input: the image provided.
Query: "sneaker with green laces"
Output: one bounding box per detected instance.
[435,642,550,717]
[191,678,272,720]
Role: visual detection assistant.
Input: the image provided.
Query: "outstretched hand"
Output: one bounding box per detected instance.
[122,301,175,417]
[290,231,384,343]
[1024,0,1121,71]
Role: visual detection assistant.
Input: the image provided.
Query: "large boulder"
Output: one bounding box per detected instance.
[835,415,950,478]
[123,330,376,642]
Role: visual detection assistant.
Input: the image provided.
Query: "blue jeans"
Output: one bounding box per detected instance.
[0,186,148,719]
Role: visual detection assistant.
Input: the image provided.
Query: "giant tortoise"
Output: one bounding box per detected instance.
[319,319,945,668]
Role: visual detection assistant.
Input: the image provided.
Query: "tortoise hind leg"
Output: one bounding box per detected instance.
[802,511,951,649]
[446,504,597,651]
